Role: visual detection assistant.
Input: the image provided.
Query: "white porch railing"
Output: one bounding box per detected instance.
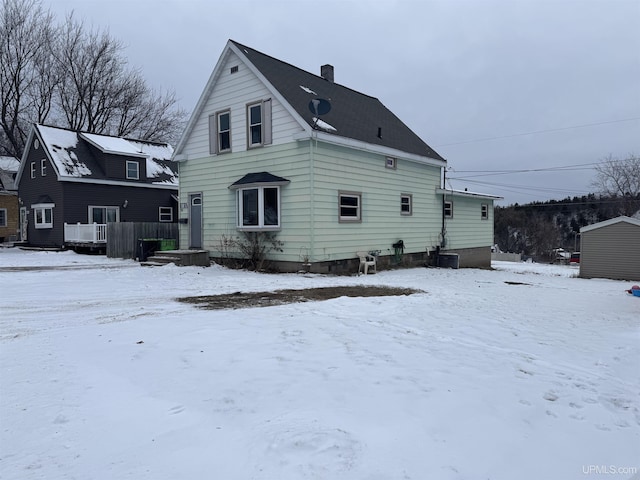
[64,222,107,243]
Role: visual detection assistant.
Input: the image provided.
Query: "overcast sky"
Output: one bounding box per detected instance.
[48,0,640,206]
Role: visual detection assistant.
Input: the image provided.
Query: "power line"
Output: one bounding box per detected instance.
[434,117,640,148]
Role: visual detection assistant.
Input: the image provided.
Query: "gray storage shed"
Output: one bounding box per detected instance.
[579,216,640,281]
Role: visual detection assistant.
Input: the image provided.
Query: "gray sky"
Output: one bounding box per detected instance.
[48,0,640,206]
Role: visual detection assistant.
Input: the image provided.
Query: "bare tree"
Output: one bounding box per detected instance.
[0,0,57,157]
[1,0,186,158]
[591,154,640,216]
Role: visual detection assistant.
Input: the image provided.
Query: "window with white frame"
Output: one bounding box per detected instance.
[236,186,280,230]
[126,161,139,180]
[444,200,453,218]
[339,191,361,222]
[385,157,397,169]
[159,207,173,222]
[0,208,6,227]
[217,110,231,152]
[89,206,119,224]
[32,203,54,229]
[401,194,413,215]
[247,99,272,148]
[30,162,35,179]
[247,103,263,147]
[481,203,489,220]
[41,159,46,176]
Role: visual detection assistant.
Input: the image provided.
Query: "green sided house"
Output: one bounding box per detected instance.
[173,40,500,273]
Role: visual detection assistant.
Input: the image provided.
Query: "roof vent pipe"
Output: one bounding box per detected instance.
[321,64,334,83]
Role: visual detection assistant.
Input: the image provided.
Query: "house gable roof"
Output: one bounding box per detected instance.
[580,215,640,233]
[0,155,19,190]
[175,40,445,163]
[16,124,178,188]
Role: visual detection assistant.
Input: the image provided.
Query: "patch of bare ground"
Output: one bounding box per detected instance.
[177,285,423,310]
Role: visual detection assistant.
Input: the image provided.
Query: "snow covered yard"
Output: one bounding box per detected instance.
[0,249,638,480]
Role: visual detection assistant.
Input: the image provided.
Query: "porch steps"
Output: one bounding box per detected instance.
[140,249,210,267]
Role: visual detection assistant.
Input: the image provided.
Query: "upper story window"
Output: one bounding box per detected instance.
[339,191,362,222]
[208,110,231,154]
[217,111,231,152]
[444,200,453,218]
[0,208,6,227]
[481,203,489,220]
[30,162,35,179]
[401,194,412,215]
[248,103,263,146]
[126,161,139,180]
[247,99,272,148]
[41,159,46,176]
[236,186,280,230]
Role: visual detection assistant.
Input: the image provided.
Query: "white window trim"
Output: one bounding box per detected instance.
[481,203,489,220]
[217,110,231,153]
[444,200,453,218]
[247,102,263,148]
[0,208,6,227]
[30,162,35,179]
[385,157,397,169]
[40,159,46,176]
[159,206,173,222]
[126,161,139,180]
[236,185,281,231]
[31,202,54,229]
[88,206,120,223]
[339,191,362,223]
[401,193,413,216]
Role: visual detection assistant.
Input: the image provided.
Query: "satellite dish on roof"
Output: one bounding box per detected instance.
[309,98,331,116]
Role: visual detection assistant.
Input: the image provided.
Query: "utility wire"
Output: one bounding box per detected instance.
[434,117,640,147]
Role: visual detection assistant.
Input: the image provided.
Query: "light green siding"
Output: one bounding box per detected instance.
[441,193,494,249]
[179,139,446,263]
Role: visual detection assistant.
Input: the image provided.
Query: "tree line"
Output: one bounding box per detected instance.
[0,0,187,159]
[494,154,640,259]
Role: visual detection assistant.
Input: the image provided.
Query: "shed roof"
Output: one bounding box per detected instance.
[580,215,640,233]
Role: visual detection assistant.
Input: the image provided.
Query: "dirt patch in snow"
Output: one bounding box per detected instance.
[177,285,423,310]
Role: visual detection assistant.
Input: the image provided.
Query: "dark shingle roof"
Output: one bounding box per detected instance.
[229,172,290,189]
[34,125,178,186]
[231,41,444,161]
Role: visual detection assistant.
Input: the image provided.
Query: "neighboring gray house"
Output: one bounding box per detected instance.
[173,40,500,273]
[579,216,640,281]
[15,124,178,249]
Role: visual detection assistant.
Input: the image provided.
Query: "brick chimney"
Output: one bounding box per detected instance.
[321,64,334,83]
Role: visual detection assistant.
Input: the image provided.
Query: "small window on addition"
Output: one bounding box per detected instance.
[481,203,489,220]
[401,194,412,215]
[444,200,453,218]
[385,157,397,169]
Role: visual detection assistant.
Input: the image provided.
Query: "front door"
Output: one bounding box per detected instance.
[189,193,202,249]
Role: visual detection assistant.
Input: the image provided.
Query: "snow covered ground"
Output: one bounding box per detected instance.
[1,248,638,480]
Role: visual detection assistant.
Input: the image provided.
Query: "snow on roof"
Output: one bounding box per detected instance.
[580,215,640,233]
[437,187,503,200]
[127,140,177,185]
[80,132,147,157]
[0,156,19,172]
[37,125,92,177]
[299,85,317,95]
[313,117,337,132]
